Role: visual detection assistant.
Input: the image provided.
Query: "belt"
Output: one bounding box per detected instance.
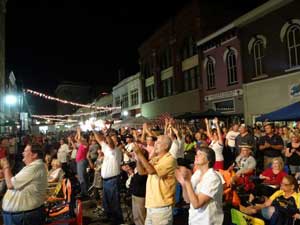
[3,205,44,215]
[103,175,119,181]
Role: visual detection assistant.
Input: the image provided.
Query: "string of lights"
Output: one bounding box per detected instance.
[32,115,78,123]
[32,110,113,118]
[25,89,121,111]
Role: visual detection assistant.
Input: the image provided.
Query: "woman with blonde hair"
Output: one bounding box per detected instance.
[285,132,300,175]
[48,158,64,183]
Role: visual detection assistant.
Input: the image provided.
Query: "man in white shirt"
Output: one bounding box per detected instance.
[57,138,70,171]
[92,128,124,225]
[1,144,48,225]
[225,123,240,164]
[176,147,223,225]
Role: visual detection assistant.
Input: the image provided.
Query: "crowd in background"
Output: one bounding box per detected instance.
[1,118,300,225]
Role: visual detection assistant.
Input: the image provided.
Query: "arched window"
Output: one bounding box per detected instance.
[206,57,215,89]
[287,24,300,68]
[226,48,238,85]
[253,39,265,76]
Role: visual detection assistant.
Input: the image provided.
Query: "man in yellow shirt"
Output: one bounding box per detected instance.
[135,135,176,225]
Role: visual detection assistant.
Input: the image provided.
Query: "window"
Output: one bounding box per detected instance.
[162,77,173,97]
[145,85,155,102]
[214,99,234,112]
[160,47,172,70]
[287,24,300,68]
[206,57,215,90]
[121,93,128,108]
[115,96,120,107]
[226,48,238,85]
[183,66,199,91]
[130,89,139,106]
[182,36,197,60]
[253,39,265,76]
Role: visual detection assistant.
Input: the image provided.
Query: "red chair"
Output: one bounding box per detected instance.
[46,199,82,225]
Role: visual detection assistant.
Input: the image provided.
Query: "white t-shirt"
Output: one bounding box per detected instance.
[57,143,69,163]
[189,168,224,225]
[169,139,184,159]
[124,142,135,163]
[226,131,240,147]
[209,141,224,162]
[100,142,122,179]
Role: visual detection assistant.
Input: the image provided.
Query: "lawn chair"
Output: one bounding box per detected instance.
[231,208,265,225]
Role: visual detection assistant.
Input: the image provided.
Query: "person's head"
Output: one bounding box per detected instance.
[290,132,300,143]
[194,132,201,141]
[51,158,61,169]
[185,134,193,143]
[239,124,247,134]
[125,134,134,143]
[211,128,219,140]
[154,135,172,155]
[146,136,156,146]
[271,157,284,171]
[23,144,44,166]
[281,175,298,193]
[222,127,228,134]
[239,145,252,158]
[232,124,239,132]
[194,147,216,168]
[264,123,274,135]
[59,138,65,145]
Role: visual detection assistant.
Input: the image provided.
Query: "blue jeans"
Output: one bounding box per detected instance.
[76,159,88,195]
[103,176,123,224]
[3,206,45,225]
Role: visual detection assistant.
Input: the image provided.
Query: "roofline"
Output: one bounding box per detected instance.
[197,0,293,46]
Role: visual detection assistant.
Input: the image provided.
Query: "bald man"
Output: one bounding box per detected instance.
[135,135,177,225]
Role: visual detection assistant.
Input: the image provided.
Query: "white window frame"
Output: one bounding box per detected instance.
[130,89,139,106]
[206,57,215,89]
[226,49,238,85]
[287,24,300,68]
[253,39,265,77]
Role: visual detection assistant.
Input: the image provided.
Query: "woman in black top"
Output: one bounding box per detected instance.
[285,133,300,175]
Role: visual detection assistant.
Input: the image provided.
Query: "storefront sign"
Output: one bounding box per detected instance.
[289,82,300,98]
[204,89,243,101]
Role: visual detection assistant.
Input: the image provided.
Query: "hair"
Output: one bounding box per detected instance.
[283,175,298,192]
[28,144,44,159]
[199,147,216,168]
[158,135,172,151]
[272,157,284,171]
[51,158,61,168]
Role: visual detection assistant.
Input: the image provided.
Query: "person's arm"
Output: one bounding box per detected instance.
[134,144,156,175]
[141,123,147,143]
[75,127,81,143]
[214,118,223,145]
[284,148,293,157]
[91,126,105,145]
[204,118,212,140]
[175,168,190,203]
[136,159,147,175]
[172,126,182,140]
[1,158,13,189]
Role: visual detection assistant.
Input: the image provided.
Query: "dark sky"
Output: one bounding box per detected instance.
[5,0,267,114]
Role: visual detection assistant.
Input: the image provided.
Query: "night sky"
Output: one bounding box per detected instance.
[5,0,267,114]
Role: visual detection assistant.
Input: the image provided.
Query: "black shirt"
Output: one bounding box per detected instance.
[258,134,284,157]
[286,142,300,166]
[130,173,147,197]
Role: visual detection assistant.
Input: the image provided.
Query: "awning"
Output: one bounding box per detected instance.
[175,109,223,120]
[255,101,300,122]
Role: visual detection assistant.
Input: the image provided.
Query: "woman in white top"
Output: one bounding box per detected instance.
[176,147,224,225]
[205,118,224,170]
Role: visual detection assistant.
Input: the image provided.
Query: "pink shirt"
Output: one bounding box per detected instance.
[76,144,88,162]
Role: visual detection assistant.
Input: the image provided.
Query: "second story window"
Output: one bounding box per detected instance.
[253,39,265,76]
[206,57,215,90]
[287,24,300,68]
[142,62,151,79]
[121,93,128,108]
[130,89,139,106]
[226,48,238,85]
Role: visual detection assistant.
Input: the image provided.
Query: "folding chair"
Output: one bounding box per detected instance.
[231,208,265,225]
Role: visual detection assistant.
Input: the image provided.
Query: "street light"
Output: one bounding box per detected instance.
[4,94,18,106]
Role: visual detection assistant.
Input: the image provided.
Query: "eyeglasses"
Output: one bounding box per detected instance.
[281,182,291,186]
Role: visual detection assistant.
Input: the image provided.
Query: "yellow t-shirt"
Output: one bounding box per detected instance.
[145,152,177,208]
[270,190,300,208]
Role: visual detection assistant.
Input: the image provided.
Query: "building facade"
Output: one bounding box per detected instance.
[112,72,142,118]
[237,0,300,124]
[197,29,244,118]
[139,1,202,118]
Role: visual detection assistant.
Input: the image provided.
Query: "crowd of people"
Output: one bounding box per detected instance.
[0,118,300,225]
